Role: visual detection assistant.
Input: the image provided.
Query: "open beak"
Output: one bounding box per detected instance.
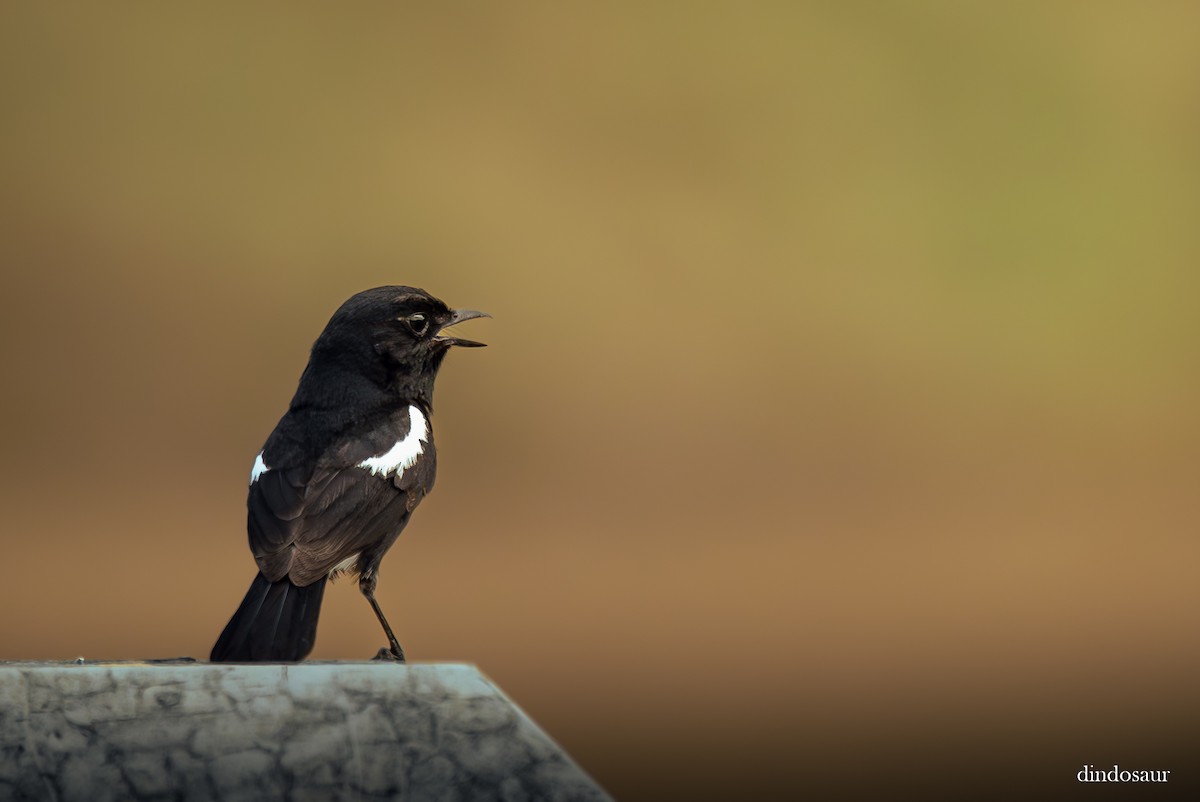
[434,308,490,347]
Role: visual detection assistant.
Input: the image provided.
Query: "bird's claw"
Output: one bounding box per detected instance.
[372,646,406,663]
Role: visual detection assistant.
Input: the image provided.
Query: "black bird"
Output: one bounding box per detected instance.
[210,286,488,662]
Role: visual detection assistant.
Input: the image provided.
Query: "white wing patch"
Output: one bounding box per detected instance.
[250,452,269,485]
[356,405,429,479]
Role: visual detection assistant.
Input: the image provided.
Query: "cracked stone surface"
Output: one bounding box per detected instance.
[0,662,611,801]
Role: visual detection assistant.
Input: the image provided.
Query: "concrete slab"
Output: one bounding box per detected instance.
[0,661,611,801]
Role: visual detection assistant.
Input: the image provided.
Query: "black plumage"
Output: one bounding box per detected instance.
[211,286,487,662]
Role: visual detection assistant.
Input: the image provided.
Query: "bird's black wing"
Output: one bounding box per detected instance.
[247,405,436,586]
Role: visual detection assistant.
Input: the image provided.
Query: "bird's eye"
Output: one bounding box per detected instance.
[405,313,429,336]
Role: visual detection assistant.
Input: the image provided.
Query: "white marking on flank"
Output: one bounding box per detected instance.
[357,405,429,479]
[250,452,269,485]
[329,552,361,578]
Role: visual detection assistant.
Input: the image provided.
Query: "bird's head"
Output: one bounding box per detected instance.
[306,286,489,406]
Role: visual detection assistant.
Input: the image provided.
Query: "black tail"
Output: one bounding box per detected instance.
[210,572,327,662]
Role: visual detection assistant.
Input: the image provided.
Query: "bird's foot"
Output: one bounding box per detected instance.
[372,645,406,663]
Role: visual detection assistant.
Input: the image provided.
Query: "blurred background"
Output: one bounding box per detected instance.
[1,2,1197,798]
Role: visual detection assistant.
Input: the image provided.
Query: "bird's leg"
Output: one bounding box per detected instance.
[359,569,405,662]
